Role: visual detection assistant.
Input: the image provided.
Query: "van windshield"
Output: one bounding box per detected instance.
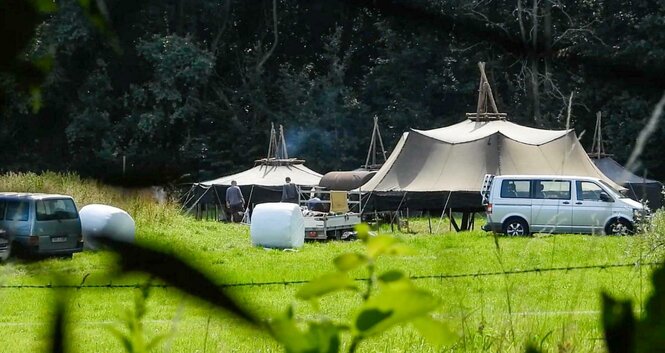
[36,199,78,221]
[598,180,627,198]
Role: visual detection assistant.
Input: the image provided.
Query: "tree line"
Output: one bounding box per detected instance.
[1,0,664,186]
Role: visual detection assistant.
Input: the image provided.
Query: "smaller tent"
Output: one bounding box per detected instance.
[182,125,323,218]
[190,159,323,207]
[592,157,662,209]
[588,112,663,209]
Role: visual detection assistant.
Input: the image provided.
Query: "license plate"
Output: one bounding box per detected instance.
[51,236,67,243]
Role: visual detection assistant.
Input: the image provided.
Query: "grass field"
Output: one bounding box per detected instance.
[0,173,660,353]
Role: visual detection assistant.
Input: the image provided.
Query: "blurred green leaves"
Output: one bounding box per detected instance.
[273,223,458,352]
[108,285,168,353]
[333,252,367,272]
[601,261,665,353]
[354,287,440,337]
[96,235,256,324]
[412,316,458,347]
[49,293,67,353]
[296,272,359,301]
[271,308,342,353]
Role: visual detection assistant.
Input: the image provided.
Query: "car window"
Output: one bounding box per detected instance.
[533,180,571,200]
[598,179,625,198]
[0,200,5,220]
[500,180,530,198]
[36,199,78,221]
[576,181,604,201]
[6,200,29,221]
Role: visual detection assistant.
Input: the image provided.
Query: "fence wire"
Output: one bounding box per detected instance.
[0,261,659,290]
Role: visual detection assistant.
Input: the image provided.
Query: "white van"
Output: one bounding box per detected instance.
[480,175,647,236]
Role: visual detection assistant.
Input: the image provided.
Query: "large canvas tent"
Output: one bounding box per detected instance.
[360,119,621,212]
[360,62,621,214]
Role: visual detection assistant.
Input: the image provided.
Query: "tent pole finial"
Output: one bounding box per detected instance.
[469,62,505,121]
[364,116,388,170]
[590,111,606,159]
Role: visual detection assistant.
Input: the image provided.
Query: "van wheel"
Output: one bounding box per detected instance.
[502,218,529,236]
[605,218,633,235]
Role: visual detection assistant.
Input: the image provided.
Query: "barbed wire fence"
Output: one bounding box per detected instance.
[0,261,659,290]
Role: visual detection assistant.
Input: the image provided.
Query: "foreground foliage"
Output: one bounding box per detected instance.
[271,224,457,352]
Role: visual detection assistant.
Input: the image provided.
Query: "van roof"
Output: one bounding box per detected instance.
[0,192,74,200]
[495,175,601,181]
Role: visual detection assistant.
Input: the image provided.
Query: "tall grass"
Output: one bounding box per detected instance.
[0,171,182,229]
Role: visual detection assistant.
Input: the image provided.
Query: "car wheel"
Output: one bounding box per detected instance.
[606,218,633,235]
[502,218,529,236]
[0,239,11,262]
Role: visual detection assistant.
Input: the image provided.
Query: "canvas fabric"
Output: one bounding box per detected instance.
[361,119,622,194]
[200,163,322,188]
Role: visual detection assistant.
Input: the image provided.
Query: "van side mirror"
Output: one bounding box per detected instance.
[599,192,613,202]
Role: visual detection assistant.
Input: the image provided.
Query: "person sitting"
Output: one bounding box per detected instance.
[307,196,324,212]
[503,183,518,198]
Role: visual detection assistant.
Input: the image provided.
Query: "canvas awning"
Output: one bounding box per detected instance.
[200,163,322,188]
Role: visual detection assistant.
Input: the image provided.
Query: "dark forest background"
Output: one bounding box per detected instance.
[1,0,664,186]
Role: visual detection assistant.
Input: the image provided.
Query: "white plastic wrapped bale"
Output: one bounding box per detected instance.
[80,204,136,250]
[250,203,304,248]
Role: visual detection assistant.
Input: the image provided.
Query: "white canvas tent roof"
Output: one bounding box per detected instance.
[361,119,622,194]
[199,162,322,188]
[416,119,569,145]
[183,124,323,219]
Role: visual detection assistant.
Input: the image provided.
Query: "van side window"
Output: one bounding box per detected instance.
[576,181,604,201]
[6,200,29,221]
[0,200,5,220]
[500,180,530,198]
[533,180,571,200]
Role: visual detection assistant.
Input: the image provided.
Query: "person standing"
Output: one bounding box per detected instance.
[225,180,245,222]
[281,177,299,204]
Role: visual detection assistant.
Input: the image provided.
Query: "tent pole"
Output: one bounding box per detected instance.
[376,120,387,163]
[428,211,432,234]
[448,208,452,232]
[365,121,377,168]
[245,185,255,208]
[179,184,197,212]
[185,186,212,214]
[406,207,410,233]
[435,191,452,234]
[461,212,470,231]
[212,187,225,220]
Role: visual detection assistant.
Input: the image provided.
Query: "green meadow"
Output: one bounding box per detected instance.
[0,173,660,352]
